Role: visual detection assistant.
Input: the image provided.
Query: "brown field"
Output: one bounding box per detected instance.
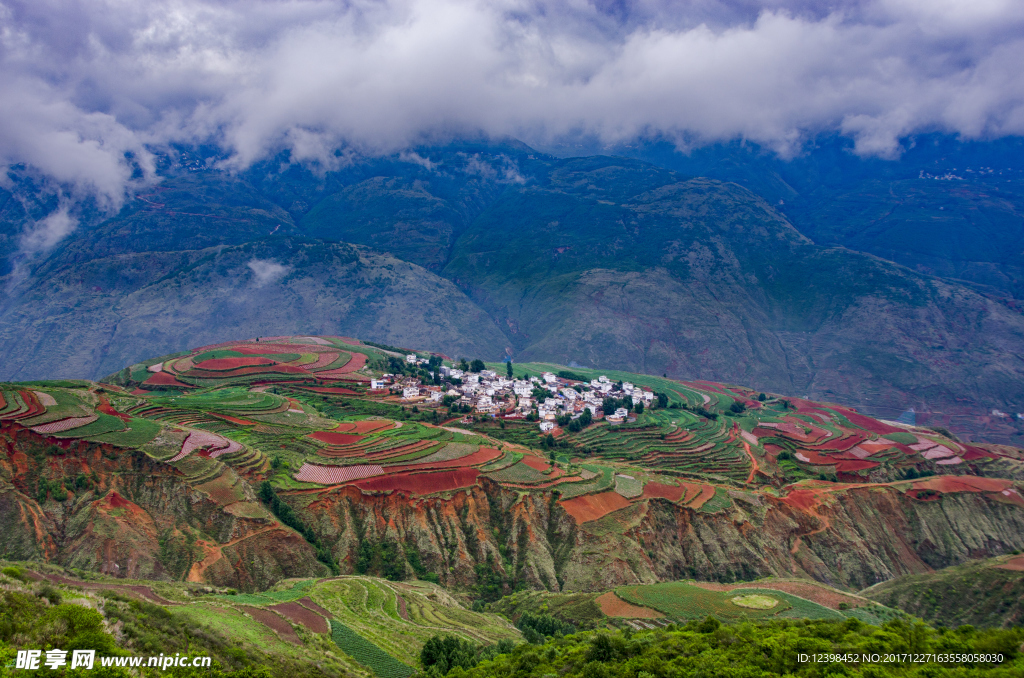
[239,606,302,644]
[559,491,631,523]
[595,591,663,618]
[269,601,329,633]
[298,597,333,618]
[996,555,1024,571]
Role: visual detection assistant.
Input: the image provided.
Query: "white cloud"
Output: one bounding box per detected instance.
[18,205,78,256]
[1,0,1024,199]
[247,258,291,287]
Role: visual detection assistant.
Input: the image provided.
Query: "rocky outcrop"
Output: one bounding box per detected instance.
[4,420,1023,595]
[0,423,327,590]
[283,479,1024,595]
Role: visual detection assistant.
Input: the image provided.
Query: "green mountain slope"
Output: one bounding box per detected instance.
[861,555,1024,628]
[0,238,508,380]
[443,173,1024,426]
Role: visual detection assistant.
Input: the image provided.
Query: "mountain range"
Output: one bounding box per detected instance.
[1,138,1023,442]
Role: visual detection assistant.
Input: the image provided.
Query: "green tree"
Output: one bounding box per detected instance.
[469,359,486,373]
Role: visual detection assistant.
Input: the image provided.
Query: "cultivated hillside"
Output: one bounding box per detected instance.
[2,336,1022,600]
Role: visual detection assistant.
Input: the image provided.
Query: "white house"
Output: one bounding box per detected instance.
[449,369,464,379]
[561,387,578,400]
[406,354,418,363]
[481,369,497,379]
[370,379,387,389]
[598,382,613,393]
[402,386,420,399]
[465,374,480,384]
[598,375,610,383]
[614,407,629,418]
[622,382,634,393]
[518,397,533,409]
[542,372,557,384]
[477,395,493,408]
[589,379,602,389]
[513,381,533,396]
[539,421,555,432]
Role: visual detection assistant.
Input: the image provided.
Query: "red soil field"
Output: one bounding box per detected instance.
[294,463,383,484]
[186,364,308,377]
[640,481,687,502]
[196,357,276,370]
[233,343,327,354]
[559,491,631,523]
[961,446,995,461]
[314,352,367,376]
[239,606,301,645]
[362,440,435,460]
[996,555,1024,571]
[269,602,328,633]
[0,392,5,409]
[298,597,333,618]
[520,454,552,471]
[779,488,820,512]
[396,594,409,620]
[210,413,259,426]
[5,391,44,420]
[343,419,395,434]
[142,372,193,388]
[387,446,502,472]
[792,448,879,473]
[595,591,663,618]
[354,468,481,495]
[857,441,894,454]
[830,407,903,434]
[812,433,868,451]
[308,430,365,445]
[911,476,1012,494]
[36,572,176,606]
[688,485,717,509]
[305,352,343,370]
[97,395,132,423]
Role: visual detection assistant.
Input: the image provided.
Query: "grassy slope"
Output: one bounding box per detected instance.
[0,563,519,678]
[860,555,1024,628]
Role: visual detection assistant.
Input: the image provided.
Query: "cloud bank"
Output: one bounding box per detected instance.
[247,258,291,287]
[2,0,1024,203]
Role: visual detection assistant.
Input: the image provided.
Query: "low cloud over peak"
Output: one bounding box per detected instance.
[3,0,1024,202]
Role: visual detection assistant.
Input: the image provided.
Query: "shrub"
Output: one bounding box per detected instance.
[421,634,478,675]
[1,566,25,582]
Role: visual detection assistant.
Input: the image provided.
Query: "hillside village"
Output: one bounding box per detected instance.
[371,354,656,431]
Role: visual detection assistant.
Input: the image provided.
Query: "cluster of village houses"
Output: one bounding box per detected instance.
[369,355,656,431]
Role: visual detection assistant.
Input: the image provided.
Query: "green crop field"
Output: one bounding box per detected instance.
[51,412,126,438]
[308,577,519,668]
[615,582,844,622]
[330,620,412,678]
